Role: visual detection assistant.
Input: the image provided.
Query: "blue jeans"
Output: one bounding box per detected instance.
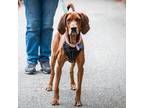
[24,0,58,64]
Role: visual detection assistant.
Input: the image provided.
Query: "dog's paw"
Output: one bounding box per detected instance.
[51,98,60,105]
[45,85,52,92]
[71,84,76,90]
[74,100,82,107]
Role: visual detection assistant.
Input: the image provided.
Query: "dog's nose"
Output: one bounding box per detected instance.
[71,27,77,33]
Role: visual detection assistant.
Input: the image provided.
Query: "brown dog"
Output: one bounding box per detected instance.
[46,4,90,106]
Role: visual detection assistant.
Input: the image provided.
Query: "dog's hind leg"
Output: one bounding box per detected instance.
[70,63,76,90]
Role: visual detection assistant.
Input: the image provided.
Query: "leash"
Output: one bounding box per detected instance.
[61,0,69,13]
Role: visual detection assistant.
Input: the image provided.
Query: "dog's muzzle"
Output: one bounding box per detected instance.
[71,27,77,33]
[71,27,78,35]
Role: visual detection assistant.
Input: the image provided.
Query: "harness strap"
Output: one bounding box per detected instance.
[63,35,84,63]
[63,42,82,63]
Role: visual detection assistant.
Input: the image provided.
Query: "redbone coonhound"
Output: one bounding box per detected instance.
[46,3,90,107]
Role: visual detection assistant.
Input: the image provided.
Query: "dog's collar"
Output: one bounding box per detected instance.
[64,34,82,50]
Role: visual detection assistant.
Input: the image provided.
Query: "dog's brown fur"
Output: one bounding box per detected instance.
[46,4,90,106]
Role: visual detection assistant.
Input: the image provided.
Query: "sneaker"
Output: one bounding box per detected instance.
[40,61,50,74]
[25,64,36,74]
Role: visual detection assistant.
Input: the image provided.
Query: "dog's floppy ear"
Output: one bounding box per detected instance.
[58,14,68,35]
[79,13,90,34]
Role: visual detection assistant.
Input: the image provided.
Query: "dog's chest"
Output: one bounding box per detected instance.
[63,41,83,63]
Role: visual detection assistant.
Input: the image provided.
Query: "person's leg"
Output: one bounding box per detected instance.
[39,0,58,73]
[39,0,58,62]
[24,0,42,73]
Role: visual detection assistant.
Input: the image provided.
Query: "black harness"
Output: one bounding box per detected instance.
[63,41,84,63]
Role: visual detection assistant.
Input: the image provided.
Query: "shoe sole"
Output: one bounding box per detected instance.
[25,69,36,75]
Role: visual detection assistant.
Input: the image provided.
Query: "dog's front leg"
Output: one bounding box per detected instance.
[46,54,57,91]
[51,54,65,105]
[70,63,76,90]
[75,65,84,106]
[75,54,85,107]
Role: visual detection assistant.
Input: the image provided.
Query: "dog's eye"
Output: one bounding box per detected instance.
[76,18,81,22]
[67,18,72,23]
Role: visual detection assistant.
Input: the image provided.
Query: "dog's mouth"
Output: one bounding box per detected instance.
[70,32,77,36]
[69,34,80,44]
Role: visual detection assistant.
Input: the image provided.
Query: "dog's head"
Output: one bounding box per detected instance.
[58,12,90,44]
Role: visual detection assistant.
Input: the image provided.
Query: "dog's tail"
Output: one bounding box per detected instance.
[67,3,75,12]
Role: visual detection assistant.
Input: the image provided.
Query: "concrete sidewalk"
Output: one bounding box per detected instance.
[18,0,126,108]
